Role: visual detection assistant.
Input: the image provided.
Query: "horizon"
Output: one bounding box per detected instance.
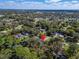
[0,9,79,10]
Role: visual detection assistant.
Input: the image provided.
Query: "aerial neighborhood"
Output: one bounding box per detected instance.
[0,10,79,59]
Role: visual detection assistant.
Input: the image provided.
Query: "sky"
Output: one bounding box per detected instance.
[0,0,79,10]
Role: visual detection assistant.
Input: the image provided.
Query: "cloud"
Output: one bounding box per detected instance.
[22,1,43,4]
[0,1,16,6]
[0,0,79,10]
[71,0,79,3]
[45,0,61,3]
